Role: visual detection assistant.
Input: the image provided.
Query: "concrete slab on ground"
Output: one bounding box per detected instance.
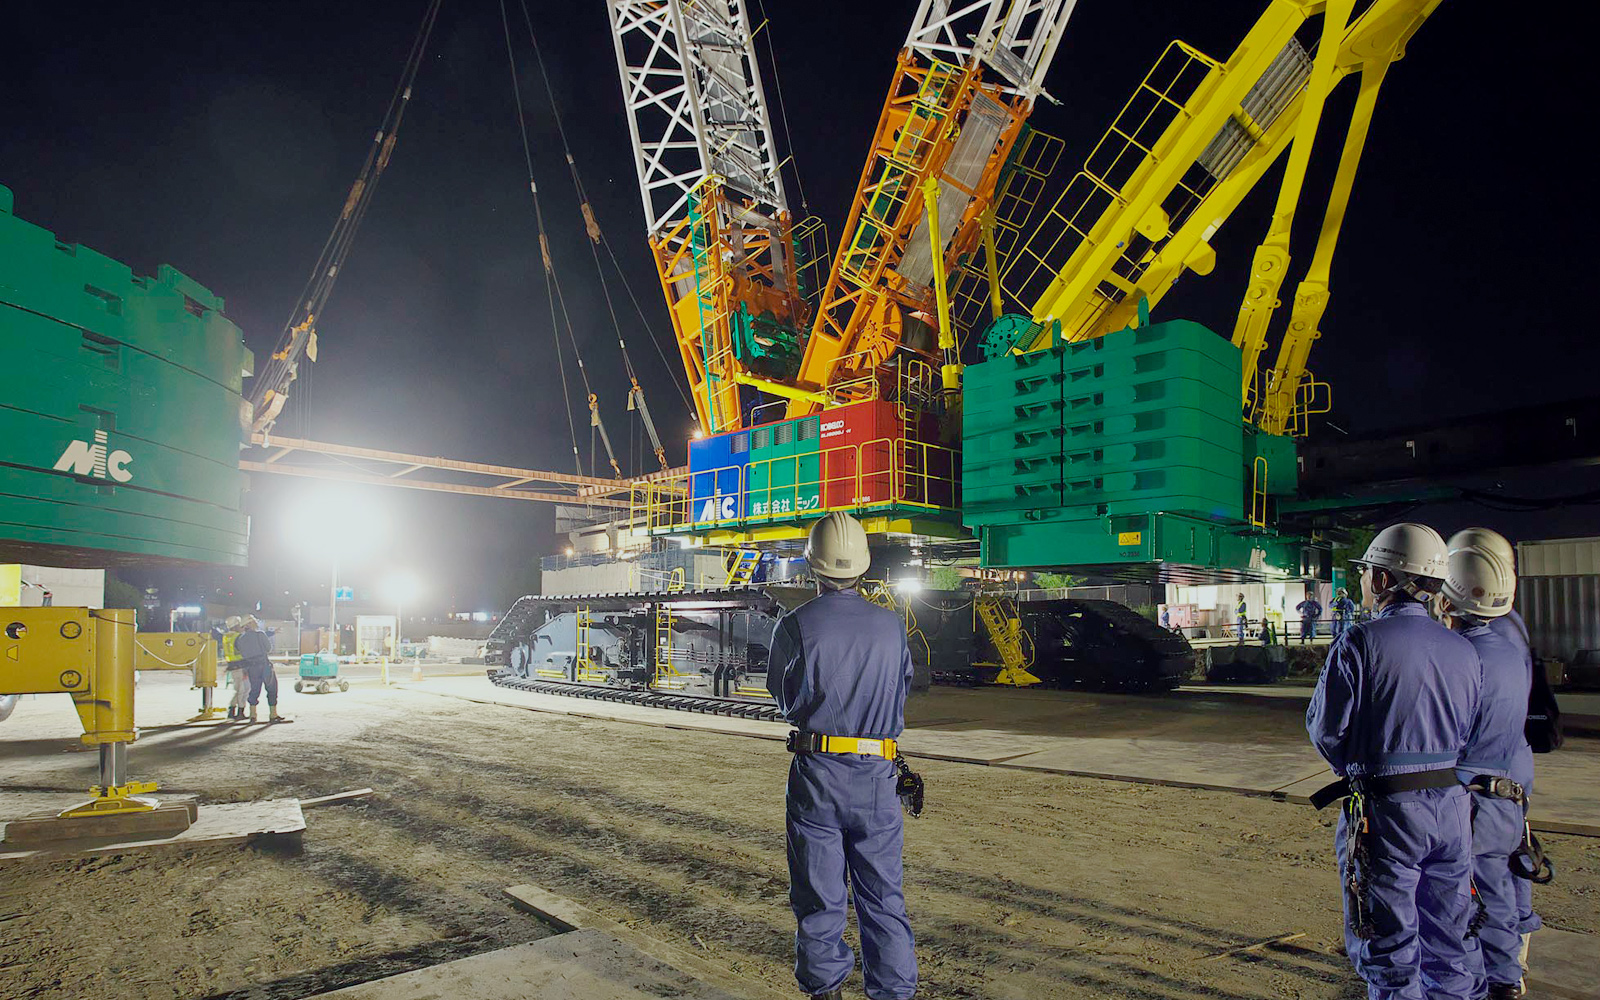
[306,929,743,1000]
[0,795,304,860]
[394,677,1600,836]
[1528,927,1600,1000]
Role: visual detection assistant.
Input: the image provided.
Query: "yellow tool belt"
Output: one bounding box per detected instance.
[786,730,897,759]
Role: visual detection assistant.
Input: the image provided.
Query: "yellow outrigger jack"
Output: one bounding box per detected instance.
[0,608,182,825]
[974,595,1041,687]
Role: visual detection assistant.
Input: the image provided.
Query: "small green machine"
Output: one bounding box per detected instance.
[294,653,348,694]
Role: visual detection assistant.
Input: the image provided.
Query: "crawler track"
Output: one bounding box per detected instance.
[488,671,782,722]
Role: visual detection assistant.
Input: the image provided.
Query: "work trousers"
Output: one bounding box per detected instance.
[1301,618,1317,642]
[1334,786,1474,1000]
[1334,617,1350,639]
[1465,794,1526,992]
[1236,615,1248,638]
[786,754,916,1000]
[226,664,249,709]
[246,660,279,707]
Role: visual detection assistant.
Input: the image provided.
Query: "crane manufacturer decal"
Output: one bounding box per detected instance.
[53,429,133,484]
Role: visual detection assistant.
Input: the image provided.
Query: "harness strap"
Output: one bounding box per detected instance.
[786,730,898,759]
[1310,768,1461,810]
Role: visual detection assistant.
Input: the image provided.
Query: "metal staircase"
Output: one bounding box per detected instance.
[974,595,1040,687]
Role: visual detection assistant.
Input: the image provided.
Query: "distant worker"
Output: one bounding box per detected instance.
[1235,592,1248,639]
[1160,605,1171,631]
[221,616,250,721]
[236,616,285,723]
[1330,588,1356,639]
[1438,542,1543,999]
[1295,593,1323,644]
[1448,527,1543,986]
[1306,522,1481,1000]
[768,512,917,1000]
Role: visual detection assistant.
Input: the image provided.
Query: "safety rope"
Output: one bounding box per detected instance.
[516,0,684,470]
[496,0,593,477]
[252,0,444,434]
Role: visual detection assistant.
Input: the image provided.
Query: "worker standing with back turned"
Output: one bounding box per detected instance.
[236,616,284,723]
[1437,542,1540,999]
[221,615,249,721]
[1448,527,1544,989]
[768,512,917,1000]
[1306,522,1482,1000]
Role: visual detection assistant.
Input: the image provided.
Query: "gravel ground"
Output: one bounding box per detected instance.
[0,675,1594,999]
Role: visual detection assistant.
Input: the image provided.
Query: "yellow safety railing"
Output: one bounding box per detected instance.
[635,437,962,534]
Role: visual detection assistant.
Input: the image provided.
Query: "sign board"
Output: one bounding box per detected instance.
[335,586,355,602]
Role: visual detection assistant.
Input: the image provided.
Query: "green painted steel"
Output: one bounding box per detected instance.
[0,183,252,567]
[961,319,1312,579]
[746,414,821,521]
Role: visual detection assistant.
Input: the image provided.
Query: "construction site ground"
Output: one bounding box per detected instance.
[1,672,1596,1000]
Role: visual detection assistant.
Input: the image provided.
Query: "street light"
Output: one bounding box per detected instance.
[286,487,386,655]
[382,571,421,668]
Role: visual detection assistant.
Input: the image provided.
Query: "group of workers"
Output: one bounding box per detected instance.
[1309,524,1544,1000]
[1226,588,1359,643]
[765,512,1548,1000]
[218,615,284,722]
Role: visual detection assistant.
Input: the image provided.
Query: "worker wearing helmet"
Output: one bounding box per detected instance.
[236,616,284,723]
[1438,543,1535,999]
[1235,592,1248,638]
[1306,522,1482,1000]
[1447,527,1542,988]
[768,512,916,1000]
[221,616,249,721]
[1330,588,1356,639]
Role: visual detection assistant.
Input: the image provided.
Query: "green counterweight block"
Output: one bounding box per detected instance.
[0,183,252,567]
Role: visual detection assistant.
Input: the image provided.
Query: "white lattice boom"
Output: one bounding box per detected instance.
[607,0,788,237]
[905,0,1078,100]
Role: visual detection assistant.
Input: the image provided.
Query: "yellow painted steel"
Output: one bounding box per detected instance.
[653,569,687,688]
[0,607,165,816]
[730,373,829,406]
[973,596,1041,687]
[787,50,1037,415]
[1000,0,1442,436]
[135,631,225,722]
[921,175,962,393]
[725,549,762,586]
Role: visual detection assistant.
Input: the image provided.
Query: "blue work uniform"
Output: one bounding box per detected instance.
[767,587,916,1000]
[1455,621,1535,993]
[1487,609,1541,949]
[1307,600,1483,1000]
[1297,599,1323,642]
[1333,597,1357,638]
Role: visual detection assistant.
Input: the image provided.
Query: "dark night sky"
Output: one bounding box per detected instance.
[1,2,1587,610]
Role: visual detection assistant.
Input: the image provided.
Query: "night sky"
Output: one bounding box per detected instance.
[1,2,1583,611]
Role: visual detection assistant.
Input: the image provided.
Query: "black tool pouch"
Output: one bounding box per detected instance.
[893,754,924,818]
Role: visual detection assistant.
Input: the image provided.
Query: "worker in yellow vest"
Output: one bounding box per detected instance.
[221,616,249,721]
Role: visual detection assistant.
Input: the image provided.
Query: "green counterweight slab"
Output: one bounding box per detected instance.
[0,183,252,567]
[961,319,1311,580]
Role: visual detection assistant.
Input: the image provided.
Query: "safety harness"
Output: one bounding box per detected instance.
[1312,768,1464,940]
[1464,775,1555,884]
[787,730,925,818]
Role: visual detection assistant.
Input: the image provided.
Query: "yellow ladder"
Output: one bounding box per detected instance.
[654,570,687,689]
[575,606,606,683]
[975,596,1040,687]
[725,548,761,586]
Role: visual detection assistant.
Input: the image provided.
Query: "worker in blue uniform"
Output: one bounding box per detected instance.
[767,512,917,1000]
[1306,522,1481,1000]
[1296,593,1324,643]
[1331,589,1357,638]
[1449,528,1541,987]
[1438,543,1530,1000]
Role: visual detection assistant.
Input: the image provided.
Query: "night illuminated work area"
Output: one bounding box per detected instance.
[2,3,1596,998]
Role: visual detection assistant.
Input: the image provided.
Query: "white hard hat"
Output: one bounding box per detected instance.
[805,512,871,584]
[1440,544,1516,620]
[1448,527,1515,569]
[1357,522,1448,598]
[225,615,243,629]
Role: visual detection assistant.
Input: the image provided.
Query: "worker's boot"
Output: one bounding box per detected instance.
[249,706,258,724]
[807,992,843,1000]
[269,706,284,723]
[1486,983,1522,999]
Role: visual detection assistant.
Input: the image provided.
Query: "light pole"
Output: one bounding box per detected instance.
[286,487,385,661]
[382,571,421,684]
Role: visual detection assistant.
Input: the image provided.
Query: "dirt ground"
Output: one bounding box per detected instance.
[1,676,1596,1000]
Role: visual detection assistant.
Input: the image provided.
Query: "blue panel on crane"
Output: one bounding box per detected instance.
[688,429,749,524]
